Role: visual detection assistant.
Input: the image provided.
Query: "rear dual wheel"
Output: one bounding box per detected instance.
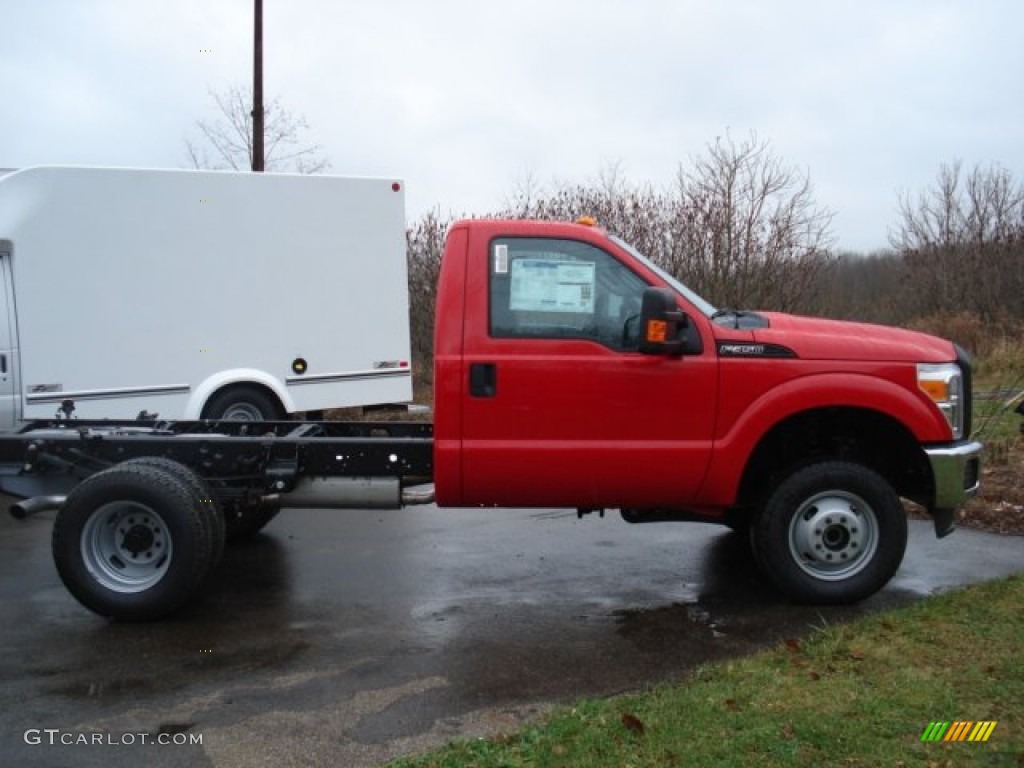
[52,462,217,621]
[121,457,225,569]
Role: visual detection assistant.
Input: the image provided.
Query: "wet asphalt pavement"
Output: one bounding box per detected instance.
[1,502,1022,767]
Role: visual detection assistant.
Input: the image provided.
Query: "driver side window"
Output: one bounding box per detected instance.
[489,237,649,351]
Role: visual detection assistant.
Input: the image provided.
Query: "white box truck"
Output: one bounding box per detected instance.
[0,166,413,427]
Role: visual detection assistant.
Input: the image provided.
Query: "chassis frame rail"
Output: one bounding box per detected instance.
[0,419,434,501]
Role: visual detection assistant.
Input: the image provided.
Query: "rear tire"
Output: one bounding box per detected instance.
[203,386,284,422]
[52,464,213,620]
[752,461,907,604]
[121,458,225,569]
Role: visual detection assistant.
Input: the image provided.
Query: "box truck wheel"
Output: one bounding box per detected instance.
[51,464,214,621]
[223,500,281,542]
[751,461,907,604]
[203,385,284,421]
[121,458,225,569]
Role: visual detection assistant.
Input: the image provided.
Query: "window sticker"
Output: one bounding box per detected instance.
[494,244,509,274]
[509,259,596,314]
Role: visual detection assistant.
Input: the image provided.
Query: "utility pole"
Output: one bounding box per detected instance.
[252,0,265,172]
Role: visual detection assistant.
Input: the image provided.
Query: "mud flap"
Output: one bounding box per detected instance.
[931,507,956,538]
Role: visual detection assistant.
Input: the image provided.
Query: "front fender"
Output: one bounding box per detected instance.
[184,369,295,419]
[699,372,948,507]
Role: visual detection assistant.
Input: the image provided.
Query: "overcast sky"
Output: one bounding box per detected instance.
[2,0,1021,251]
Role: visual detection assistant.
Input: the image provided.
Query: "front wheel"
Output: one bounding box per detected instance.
[752,461,907,604]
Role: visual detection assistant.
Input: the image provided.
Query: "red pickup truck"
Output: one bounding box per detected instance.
[432,218,981,603]
[4,217,983,619]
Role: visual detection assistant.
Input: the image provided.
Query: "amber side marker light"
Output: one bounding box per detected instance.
[646,320,668,343]
[918,379,949,401]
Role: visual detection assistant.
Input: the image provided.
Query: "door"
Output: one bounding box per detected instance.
[459,234,718,509]
[0,252,16,428]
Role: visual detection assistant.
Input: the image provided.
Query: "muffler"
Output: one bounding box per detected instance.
[266,477,401,509]
[263,478,436,510]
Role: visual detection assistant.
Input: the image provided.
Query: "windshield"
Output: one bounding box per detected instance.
[610,235,717,317]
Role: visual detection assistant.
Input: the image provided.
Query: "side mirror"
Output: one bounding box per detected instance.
[638,287,688,356]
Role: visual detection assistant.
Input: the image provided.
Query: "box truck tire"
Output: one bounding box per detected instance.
[202,386,284,422]
[752,461,908,604]
[51,464,214,621]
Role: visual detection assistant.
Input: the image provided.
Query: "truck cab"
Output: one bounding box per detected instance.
[434,219,717,509]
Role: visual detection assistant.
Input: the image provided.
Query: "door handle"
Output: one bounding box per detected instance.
[469,363,497,398]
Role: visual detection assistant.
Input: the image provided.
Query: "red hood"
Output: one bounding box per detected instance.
[738,313,955,362]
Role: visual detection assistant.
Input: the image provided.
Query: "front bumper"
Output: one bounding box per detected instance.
[923,440,983,537]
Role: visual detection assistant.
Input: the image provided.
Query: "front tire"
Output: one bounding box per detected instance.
[752,461,907,604]
[52,464,213,620]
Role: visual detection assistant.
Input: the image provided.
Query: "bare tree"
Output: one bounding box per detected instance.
[814,250,904,324]
[185,84,330,174]
[892,161,1024,320]
[406,210,449,376]
[671,133,836,312]
[501,167,671,260]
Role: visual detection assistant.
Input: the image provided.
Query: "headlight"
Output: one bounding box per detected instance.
[918,362,964,439]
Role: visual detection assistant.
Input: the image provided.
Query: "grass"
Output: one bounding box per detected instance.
[390,575,1024,768]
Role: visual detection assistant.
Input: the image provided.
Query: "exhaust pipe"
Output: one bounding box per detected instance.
[401,483,435,506]
[10,495,66,520]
